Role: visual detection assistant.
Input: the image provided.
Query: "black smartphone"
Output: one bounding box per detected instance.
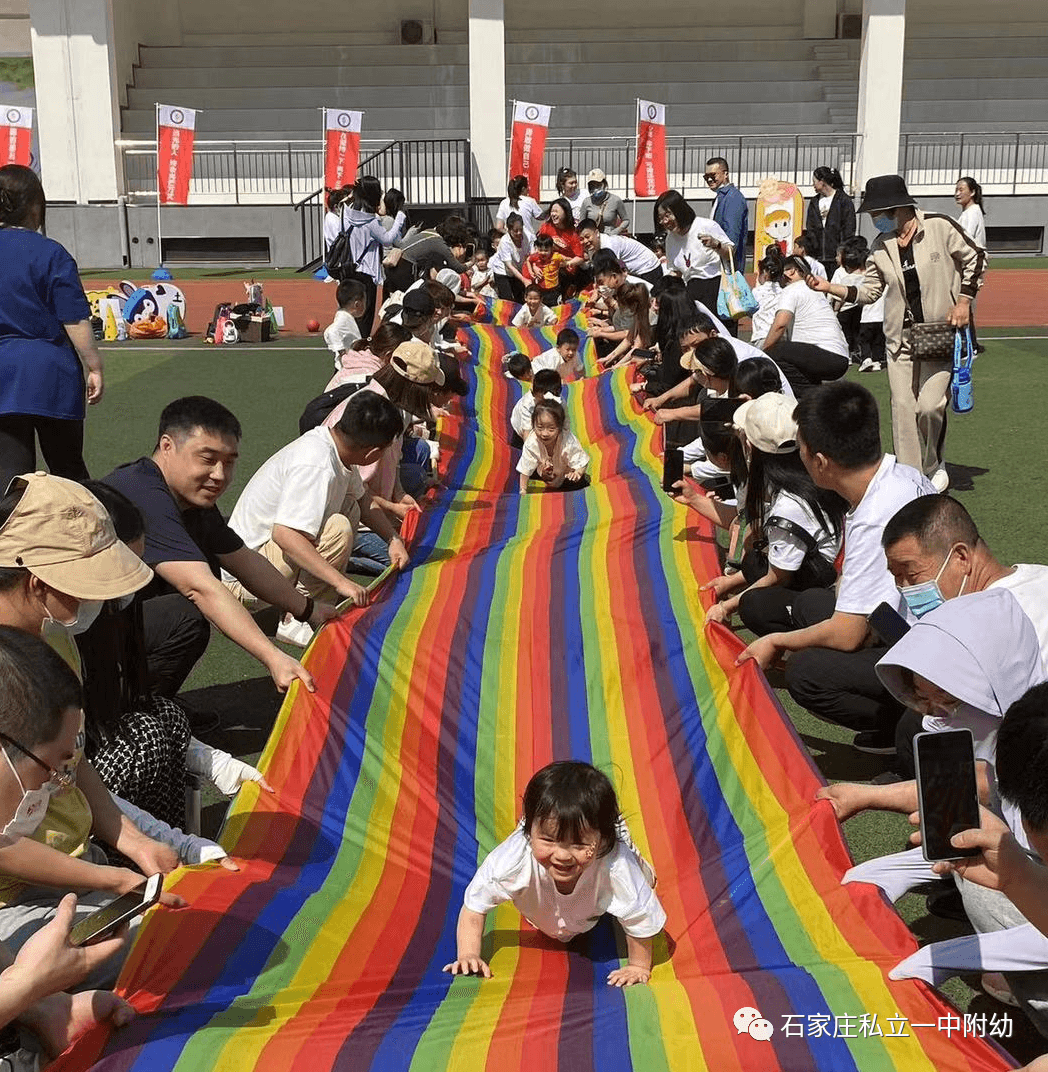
[662,446,684,493]
[701,475,734,496]
[69,873,163,947]
[867,601,910,647]
[914,730,981,862]
[699,397,745,425]
[632,347,656,361]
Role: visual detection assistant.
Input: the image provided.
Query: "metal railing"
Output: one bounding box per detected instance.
[119,137,472,206]
[540,133,863,201]
[900,132,1048,195]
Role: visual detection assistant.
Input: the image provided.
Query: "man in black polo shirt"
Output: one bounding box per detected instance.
[104,396,338,697]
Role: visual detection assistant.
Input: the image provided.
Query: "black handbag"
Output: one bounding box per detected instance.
[907,321,957,361]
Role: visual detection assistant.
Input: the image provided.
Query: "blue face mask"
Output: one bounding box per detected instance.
[898,547,966,618]
[872,213,897,234]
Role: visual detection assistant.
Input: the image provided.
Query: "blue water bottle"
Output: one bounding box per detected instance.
[951,328,974,414]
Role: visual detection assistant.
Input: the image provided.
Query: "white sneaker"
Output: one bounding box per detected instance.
[930,467,950,492]
[859,357,874,372]
[276,616,315,648]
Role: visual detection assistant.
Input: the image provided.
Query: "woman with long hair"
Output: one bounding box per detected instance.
[494,175,544,235]
[805,166,856,278]
[0,165,104,492]
[538,197,587,293]
[597,282,654,369]
[556,167,585,222]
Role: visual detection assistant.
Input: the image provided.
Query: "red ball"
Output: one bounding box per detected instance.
[306,318,321,333]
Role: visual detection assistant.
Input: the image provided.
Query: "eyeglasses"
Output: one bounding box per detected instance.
[0,732,75,790]
[703,173,720,183]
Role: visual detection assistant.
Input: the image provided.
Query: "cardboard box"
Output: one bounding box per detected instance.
[242,315,271,343]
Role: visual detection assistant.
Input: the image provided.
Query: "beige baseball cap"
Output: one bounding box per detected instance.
[586,168,606,185]
[733,394,799,454]
[0,473,153,600]
[390,340,445,386]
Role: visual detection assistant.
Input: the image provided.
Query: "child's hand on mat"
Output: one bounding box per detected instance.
[814,783,871,823]
[705,602,730,625]
[442,956,492,978]
[700,575,736,599]
[607,965,650,987]
[565,470,585,483]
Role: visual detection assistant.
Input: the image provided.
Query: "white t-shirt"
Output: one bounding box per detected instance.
[496,196,545,235]
[511,388,566,439]
[835,455,936,618]
[489,230,533,277]
[818,194,833,223]
[226,427,365,555]
[531,346,565,374]
[599,234,660,276]
[562,188,586,222]
[777,281,850,358]
[766,490,841,572]
[958,204,987,250]
[470,264,496,298]
[517,429,590,487]
[512,304,558,328]
[323,309,361,367]
[463,828,665,941]
[665,217,733,281]
[749,281,782,344]
[989,564,1048,674]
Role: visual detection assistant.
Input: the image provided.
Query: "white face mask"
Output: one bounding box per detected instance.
[66,599,104,636]
[0,748,58,841]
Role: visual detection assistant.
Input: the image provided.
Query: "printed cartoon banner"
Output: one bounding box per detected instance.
[324,108,363,191]
[508,101,551,192]
[156,105,197,205]
[634,100,667,198]
[0,106,32,168]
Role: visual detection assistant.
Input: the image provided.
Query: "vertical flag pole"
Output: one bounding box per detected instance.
[155,103,162,267]
[633,99,640,239]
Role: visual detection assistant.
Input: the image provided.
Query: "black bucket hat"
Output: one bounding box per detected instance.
[857,174,918,214]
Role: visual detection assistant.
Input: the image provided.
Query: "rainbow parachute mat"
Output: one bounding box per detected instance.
[56,307,1014,1071]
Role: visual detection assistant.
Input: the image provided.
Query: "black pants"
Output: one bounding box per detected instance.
[494,275,525,304]
[775,587,905,734]
[837,306,862,356]
[638,266,665,287]
[142,593,212,698]
[858,321,886,365]
[766,340,850,395]
[893,707,926,780]
[686,276,721,316]
[0,414,89,494]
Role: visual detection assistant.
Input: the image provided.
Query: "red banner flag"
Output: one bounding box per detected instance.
[324,109,362,191]
[508,101,550,194]
[634,100,667,198]
[157,105,197,205]
[0,106,32,167]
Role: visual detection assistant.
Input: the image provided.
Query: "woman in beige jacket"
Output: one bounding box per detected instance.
[808,175,986,491]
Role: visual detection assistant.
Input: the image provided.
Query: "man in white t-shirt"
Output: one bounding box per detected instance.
[224,391,410,646]
[880,492,1048,773]
[738,381,935,753]
[578,219,663,286]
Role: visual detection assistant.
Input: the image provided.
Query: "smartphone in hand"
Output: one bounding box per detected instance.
[915,729,981,862]
[69,873,164,947]
[662,446,684,493]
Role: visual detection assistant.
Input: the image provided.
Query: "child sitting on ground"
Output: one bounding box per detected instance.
[532,328,580,377]
[444,760,664,986]
[517,399,590,491]
[510,368,564,447]
[323,279,368,370]
[524,233,569,306]
[512,284,558,328]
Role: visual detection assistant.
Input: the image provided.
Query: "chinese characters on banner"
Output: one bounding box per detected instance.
[634,100,667,198]
[508,101,551,194]
[324,109,362,191]
[156,105,197,205]
[0,106,32,167]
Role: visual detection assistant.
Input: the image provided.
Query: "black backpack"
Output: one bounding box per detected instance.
[324,208,362,281]
[298,381,368,435]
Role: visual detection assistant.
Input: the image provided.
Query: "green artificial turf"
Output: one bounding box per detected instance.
[83,333,1048,1062]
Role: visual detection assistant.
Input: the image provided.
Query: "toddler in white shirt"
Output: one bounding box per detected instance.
[517,399,590,491]
[444,760,664,987]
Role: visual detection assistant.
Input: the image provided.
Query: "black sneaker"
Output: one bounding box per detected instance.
[853,730,896,755]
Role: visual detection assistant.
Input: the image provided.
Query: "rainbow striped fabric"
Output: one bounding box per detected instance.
[56,310,1014,1071]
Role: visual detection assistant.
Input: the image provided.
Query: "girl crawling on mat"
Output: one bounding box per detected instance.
[516,400,590,492]
[443,761,665,987]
